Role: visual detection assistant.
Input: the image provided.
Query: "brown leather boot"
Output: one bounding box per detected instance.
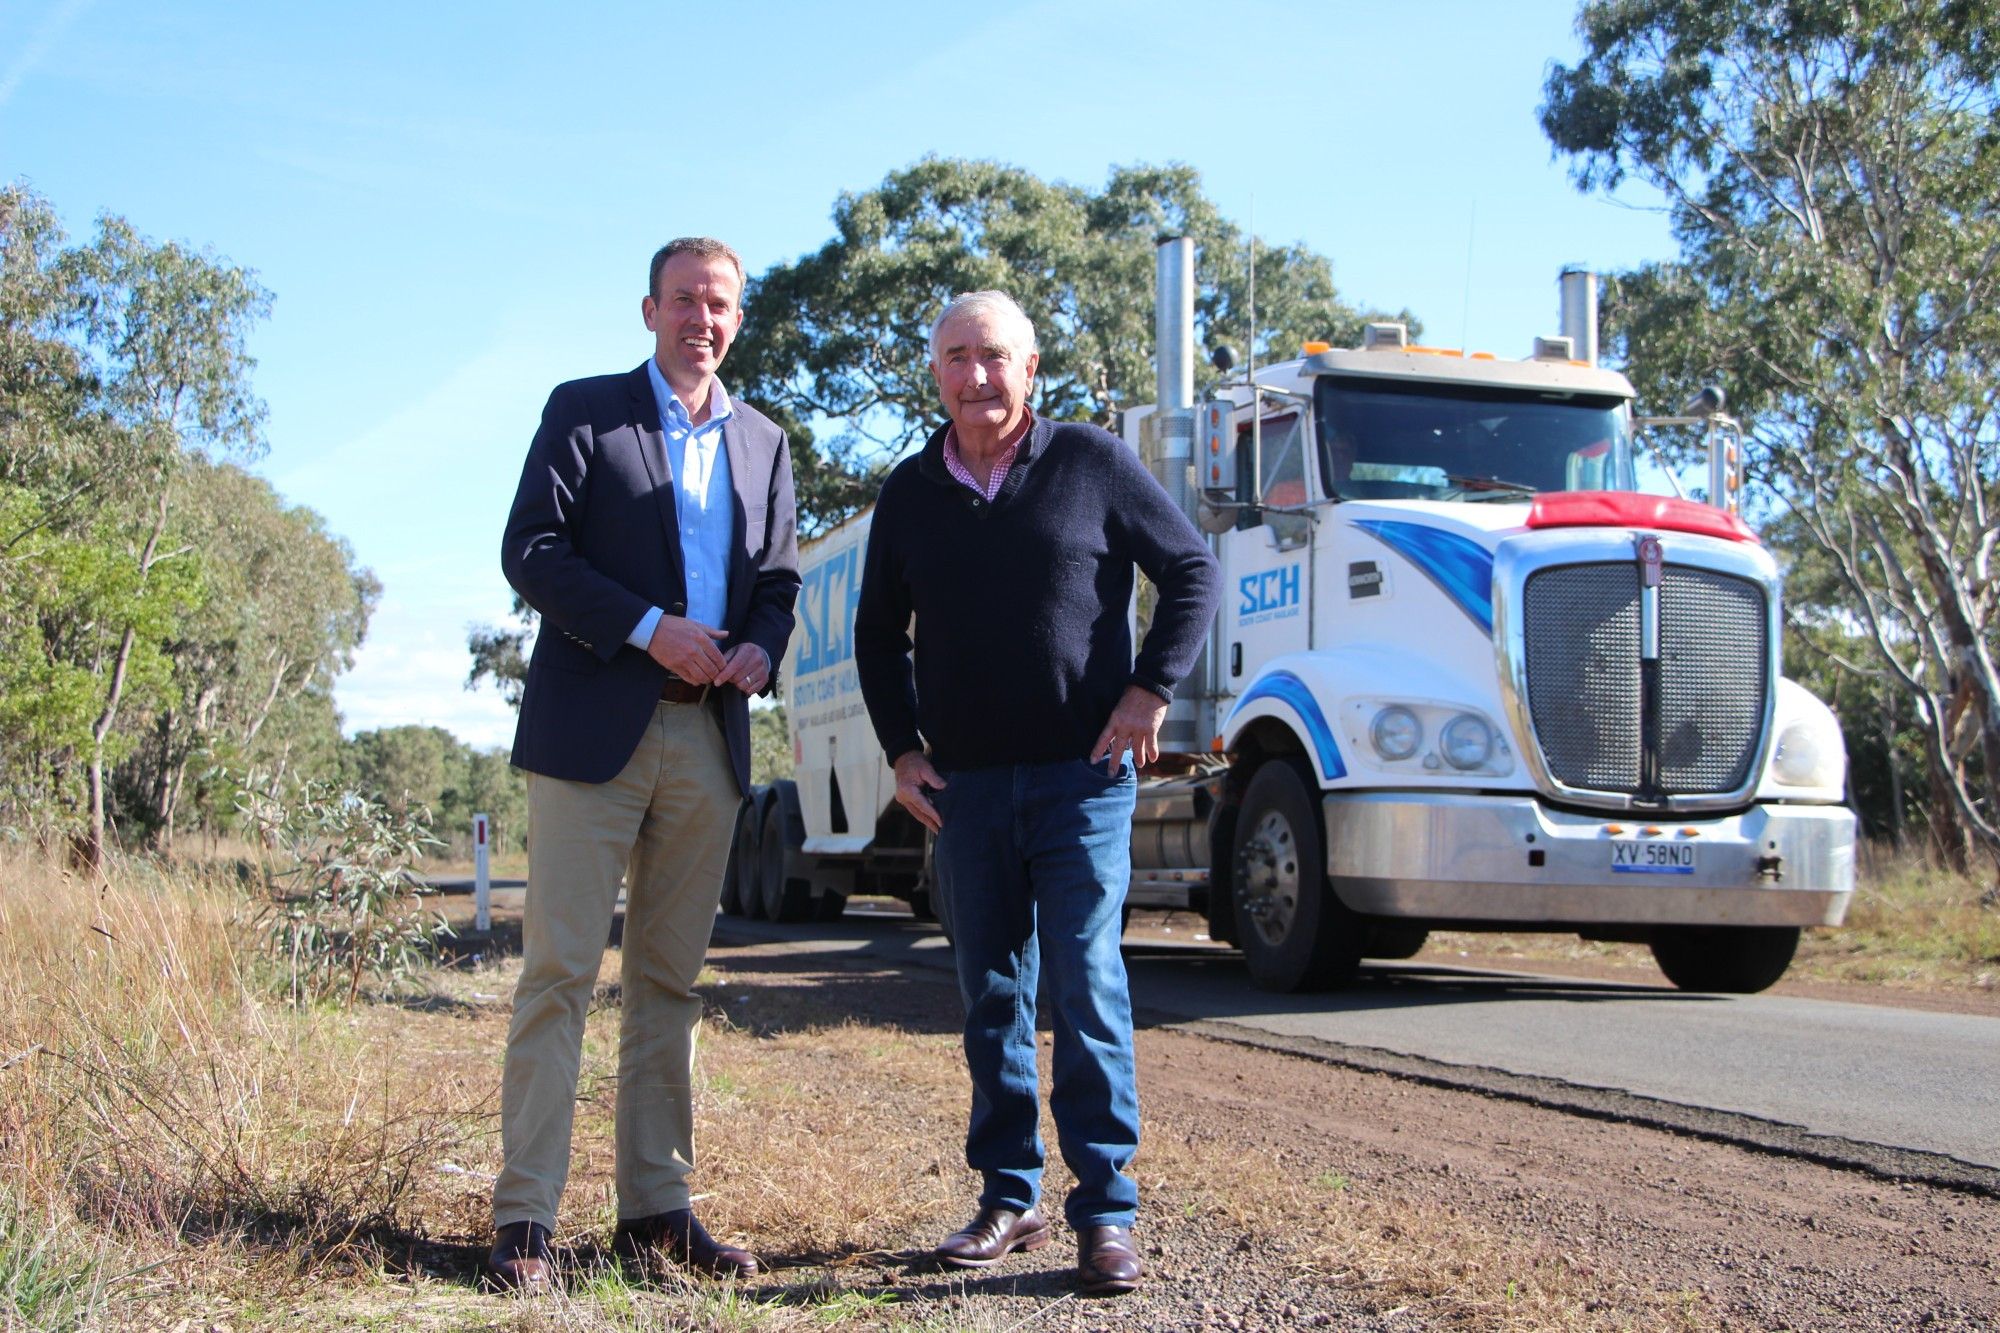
[486,1220,554,1291]
[934,1206,1050,1267]
[612,1208,759,1278]
[1076,1224,1142,1293]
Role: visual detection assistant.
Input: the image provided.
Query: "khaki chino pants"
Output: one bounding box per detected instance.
[493,698,738,1230]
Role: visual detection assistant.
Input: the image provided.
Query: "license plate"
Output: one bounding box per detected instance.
[1611,839,1696,874]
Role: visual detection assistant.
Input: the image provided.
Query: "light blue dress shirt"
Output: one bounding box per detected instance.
[627,361,735,649]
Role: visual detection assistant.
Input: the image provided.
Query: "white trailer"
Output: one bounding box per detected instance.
[727,246,1855,993]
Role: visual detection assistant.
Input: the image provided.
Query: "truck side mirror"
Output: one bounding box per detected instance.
[1195,398,1240,534]
[1683,384,1726,418]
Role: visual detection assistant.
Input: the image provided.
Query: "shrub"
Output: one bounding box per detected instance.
[240,780,451,1005]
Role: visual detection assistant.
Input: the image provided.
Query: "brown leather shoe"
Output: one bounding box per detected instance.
[934,1206,1050,1267]
[486,1220,554,1291]
[1076,1224,1142,1293]
[612,1208,759,1278]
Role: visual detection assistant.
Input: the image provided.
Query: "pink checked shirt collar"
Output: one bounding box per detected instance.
[942,408,1034,501]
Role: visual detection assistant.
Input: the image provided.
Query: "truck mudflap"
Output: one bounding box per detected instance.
[1323,792,1854,928]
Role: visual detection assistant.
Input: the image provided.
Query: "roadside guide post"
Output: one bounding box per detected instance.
[473,813,491,933]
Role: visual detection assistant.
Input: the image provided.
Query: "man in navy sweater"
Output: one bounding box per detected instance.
[854,291,1220,1293]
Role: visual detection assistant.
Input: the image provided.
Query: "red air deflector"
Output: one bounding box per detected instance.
[1526,493,1758,544]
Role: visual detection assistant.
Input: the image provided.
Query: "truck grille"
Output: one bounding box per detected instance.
[1658,567,1767,793]
[1522,562,1768,800]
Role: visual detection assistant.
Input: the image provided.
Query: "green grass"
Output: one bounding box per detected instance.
[1817,846,2000,989]
[0,1197,114,1332]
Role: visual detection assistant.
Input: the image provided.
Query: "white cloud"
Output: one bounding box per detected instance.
[0,0,93,110]
[271,327,557,748]
[336,578,520,749]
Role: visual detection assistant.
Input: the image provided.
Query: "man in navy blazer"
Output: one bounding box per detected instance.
[490,237,799,1289]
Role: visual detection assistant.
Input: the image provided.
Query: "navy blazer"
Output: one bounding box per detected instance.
[502,363,800,796]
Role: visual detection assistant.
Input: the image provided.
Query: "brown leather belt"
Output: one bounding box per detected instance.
[659,675,711,704]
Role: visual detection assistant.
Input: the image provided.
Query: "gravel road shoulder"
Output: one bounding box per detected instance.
[700,938,2000,1332]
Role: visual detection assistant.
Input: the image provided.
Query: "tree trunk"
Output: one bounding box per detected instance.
[1924,748,1972,873]
[83,486,172,866]
[1884,690,1906,851]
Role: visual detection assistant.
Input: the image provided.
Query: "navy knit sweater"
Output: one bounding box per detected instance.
[854,416,1222,771]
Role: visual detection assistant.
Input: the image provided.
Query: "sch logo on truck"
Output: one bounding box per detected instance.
[1238,564,1302,626]
[796,545,860,676]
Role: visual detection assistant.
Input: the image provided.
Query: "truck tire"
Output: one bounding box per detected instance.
[1231,758,1361,992]
[759,779,813,923]
[1649,925,1799,994]
[736,788,764,912]
[718,799,747,916]
[1363,923,1430,960]
[816,890,847,921]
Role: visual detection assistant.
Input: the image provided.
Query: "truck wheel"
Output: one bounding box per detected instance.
[816,891,847,921]
[1649,925,1800,993]
[1231,759,1361,992]
[759,780,813,923]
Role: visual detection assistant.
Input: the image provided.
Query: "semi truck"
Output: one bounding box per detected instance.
[722,243,1855,994]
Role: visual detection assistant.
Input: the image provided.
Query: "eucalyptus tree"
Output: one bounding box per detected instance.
[731,157,1408,534]
[129,461,377,846]
[0,185,380,859]
[1543,0,2000,872]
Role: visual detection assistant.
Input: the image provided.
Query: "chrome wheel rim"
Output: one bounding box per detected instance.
[1238,808,1301,948]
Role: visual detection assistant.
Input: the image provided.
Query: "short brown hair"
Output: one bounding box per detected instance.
[648,237,745,300]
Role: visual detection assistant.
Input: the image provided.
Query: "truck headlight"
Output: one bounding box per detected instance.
[1370,706,1422,760]
[1773,717,1843,789]
[1440,714,1494,770]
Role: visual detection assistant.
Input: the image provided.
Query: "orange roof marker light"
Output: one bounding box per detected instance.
[1301,340,1332,355]
[1405,345,1465,357]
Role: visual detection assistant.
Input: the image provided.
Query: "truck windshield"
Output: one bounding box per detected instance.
[1314,375,1636,502]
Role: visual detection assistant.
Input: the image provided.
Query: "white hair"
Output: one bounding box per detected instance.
[928,290,1039,362]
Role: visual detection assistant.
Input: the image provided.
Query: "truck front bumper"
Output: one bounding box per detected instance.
[1324,792,1854,928]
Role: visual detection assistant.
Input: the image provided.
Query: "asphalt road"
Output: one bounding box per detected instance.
[703,904,2000,1182]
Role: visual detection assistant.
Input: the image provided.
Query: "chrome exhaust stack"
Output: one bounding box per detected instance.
[1559,266,1599,368]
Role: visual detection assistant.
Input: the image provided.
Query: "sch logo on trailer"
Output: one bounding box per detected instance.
[796,545,860,676]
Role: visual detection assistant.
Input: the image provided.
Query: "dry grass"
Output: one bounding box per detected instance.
[1,847,1729,1331]
[1422,840,2000,996]
[1808,842,2000,990]
[0,847,497,1330]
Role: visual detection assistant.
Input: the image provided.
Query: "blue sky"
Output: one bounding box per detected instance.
[3,0,1674,748]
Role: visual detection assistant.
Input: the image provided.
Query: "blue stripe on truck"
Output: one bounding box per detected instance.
[1355,520,1496,634]
[1231,670,1346,781]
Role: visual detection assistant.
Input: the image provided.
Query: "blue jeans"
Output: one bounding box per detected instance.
[932,757,1140,1229]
